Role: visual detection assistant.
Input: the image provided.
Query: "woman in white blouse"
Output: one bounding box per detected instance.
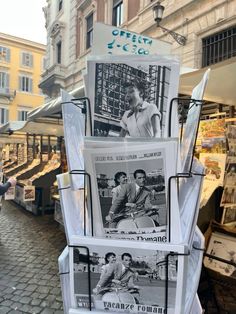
[111,172,127,203]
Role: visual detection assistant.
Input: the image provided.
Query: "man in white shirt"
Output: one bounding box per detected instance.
[120,80,161,137]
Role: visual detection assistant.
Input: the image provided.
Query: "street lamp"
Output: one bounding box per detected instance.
[152,1,187,46]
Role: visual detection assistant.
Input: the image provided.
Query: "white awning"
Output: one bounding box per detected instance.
[0,121,26,134]
[27,86,84,121]
[179,56,236,106]
[0,120,64,137]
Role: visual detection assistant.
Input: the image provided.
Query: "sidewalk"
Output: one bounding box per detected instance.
[0,200,67,314]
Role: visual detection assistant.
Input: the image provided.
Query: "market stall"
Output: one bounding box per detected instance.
[0,119,64,215]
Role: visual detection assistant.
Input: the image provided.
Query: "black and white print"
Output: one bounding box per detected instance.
[204,231,236,277]
[87,55,180,138]
[69,237,186,314]
[84,139,181,243]
[221,205,236,225]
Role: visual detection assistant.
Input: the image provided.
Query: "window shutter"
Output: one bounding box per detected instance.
[5,109,9,123]
[29,78,33,93]
[21,52,33,67]
[30,54,33,67]
[19,76,22,91]
[6,48,10,62]
[0,109,2,124]
[6,73,9,88]
[0,72,3,88]
[21,52,25,66]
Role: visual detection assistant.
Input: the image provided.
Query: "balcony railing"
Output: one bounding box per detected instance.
[0,87,16,100]
[40,64,66,82]
[39,64,66,97]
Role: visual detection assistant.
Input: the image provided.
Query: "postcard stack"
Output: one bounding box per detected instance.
[57,23,210,314]
[220,124,236,226]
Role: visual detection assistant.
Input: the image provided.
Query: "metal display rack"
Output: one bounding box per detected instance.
[58,96,206,314]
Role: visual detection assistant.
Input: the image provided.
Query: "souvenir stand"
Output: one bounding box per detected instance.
[57,77,208,313]
[0,119,64,215]
[25,88,84,221]
[197,119,236,313]
[0,121,27,176]
[55,23,212,314]
[180,63,236,311]
[0,123,27,209]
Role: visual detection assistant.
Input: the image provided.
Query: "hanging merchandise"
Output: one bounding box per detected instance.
[86,54,180,138]
[84,138,180,243]
[219,123,236,226]
[23,185,35,202]
[58,24,212,313]
[200,153,226,207]
[69,236,187,314]
[4,186,16,200]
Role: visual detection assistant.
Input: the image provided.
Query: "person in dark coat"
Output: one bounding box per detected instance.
[0,177,16,196]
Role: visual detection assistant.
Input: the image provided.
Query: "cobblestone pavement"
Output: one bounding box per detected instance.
[0,200,67,314]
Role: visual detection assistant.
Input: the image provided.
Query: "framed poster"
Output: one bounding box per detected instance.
[69,236,186,314]
[4,186,15,200]
[204,231,236,277]
[226,125,236,140]
[87,54,180,138]
[199,153,226,207]
[84,139,181,243]
[221,205,236,225]
[221,186,236,206]
[23,185,35,202]
[197,118,226,154]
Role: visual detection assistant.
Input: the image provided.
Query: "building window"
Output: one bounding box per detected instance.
[202,26,236,67]
[112,0,123,26]
[56,41,62,64]
[58,0,63,12]
[0,107,9,125]
[21,52,33,67]
[86,13,93,49]
[0,72,9,89]
[0,46,10,62]
[19,76,33,93]
[18,110,28,121]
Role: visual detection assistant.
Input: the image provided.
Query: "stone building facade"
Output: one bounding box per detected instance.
[39,0,236,102]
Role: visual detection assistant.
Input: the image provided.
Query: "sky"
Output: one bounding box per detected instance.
[0,0,47,45]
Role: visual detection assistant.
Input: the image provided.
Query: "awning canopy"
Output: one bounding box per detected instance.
[0,121,26,134]
[27,86,84,121]
[26,57,236,125]
[0,120,64,137]
[179,56,236,106]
